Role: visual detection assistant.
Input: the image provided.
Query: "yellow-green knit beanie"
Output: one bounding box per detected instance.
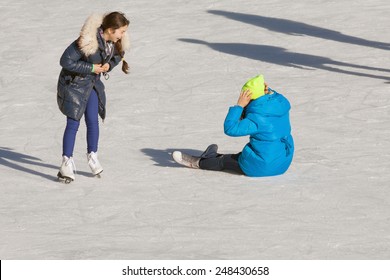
[241,74,265,100]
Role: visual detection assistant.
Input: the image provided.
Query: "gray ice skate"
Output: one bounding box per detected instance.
[172,144,219,169]
[172,151,200,169]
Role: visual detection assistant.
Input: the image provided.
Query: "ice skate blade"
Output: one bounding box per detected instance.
[57,172,74,184]
[93,170,103,178]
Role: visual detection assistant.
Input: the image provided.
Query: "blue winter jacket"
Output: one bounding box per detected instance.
[224,91,294,177]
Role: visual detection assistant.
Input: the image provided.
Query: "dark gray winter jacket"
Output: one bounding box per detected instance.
[57,14,129,121]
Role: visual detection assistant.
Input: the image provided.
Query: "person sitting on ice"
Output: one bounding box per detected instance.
[172,74,294,177]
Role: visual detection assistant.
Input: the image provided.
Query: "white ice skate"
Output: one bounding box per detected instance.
[57,156,76,183]
[172,151,200,169]
[87,151,103,177]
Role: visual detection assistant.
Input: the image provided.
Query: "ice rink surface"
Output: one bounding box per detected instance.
[1,0,389,259]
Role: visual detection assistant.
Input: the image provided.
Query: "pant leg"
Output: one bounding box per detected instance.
[84,89,100,153]
[62,117,80,157]
[199,153,244,174]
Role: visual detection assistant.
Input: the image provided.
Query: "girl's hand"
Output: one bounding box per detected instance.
[237,89,252,108]
[93,64,103,74]
[101,63,110,72]
[93,63,110,74]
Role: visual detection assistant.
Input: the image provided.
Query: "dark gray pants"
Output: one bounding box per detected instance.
[199,153,244,174]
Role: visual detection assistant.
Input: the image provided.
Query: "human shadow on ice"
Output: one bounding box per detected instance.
[208,10,390,51]
[0,147,58,181]
[0,147,91,181]
[141,148,203,168]
[178,39,390,82]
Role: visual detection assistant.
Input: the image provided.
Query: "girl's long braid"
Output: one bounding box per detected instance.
[115,40,129,74]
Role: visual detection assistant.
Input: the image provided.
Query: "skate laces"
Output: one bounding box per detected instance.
[88,152,99,165]
[64,156,77,173]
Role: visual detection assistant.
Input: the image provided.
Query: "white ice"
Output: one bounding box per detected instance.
[1,0,390,259]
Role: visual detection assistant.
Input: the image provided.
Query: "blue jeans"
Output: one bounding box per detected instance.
[62,90,99,157]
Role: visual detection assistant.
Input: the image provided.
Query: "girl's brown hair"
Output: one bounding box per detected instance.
[102,12,130,74]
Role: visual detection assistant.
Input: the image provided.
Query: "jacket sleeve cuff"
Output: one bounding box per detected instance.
[227,105,244,119]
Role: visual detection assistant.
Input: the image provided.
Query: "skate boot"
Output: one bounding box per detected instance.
[57,156,76,183]
[200,144,218,159]
[87,151,103,176]
[172,151,200,169]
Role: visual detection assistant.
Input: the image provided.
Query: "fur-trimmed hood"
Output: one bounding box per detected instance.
[78,14,130,56]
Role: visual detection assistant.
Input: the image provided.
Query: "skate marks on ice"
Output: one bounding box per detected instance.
[208,10,390,51]
[141,148,203,168]
[179,39,390,82]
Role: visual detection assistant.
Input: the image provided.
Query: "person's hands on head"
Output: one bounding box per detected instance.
[237,89,252,108]
[264,82,269,94]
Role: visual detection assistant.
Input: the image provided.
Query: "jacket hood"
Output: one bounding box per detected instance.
[78,14,130,56]
[246,92,291,117]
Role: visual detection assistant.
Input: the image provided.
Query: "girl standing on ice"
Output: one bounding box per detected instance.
[57,12,130,183]
[172,75,294,177]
